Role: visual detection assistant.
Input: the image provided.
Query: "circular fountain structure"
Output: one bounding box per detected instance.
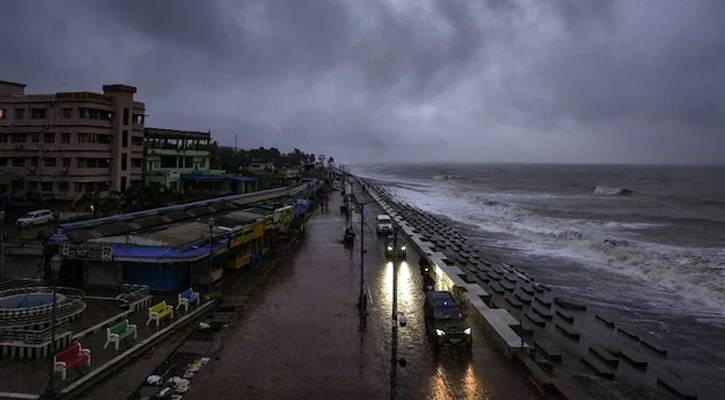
[0,292,67,309]
[0,285,87,358]
[0,286,86,333]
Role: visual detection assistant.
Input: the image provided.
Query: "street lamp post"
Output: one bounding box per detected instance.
[207,217,215,294]
[390,226,406,400]
[357,201,366,330]
[44,253,62,397]
[354,197,376,331]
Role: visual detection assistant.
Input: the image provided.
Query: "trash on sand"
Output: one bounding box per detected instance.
[198,322,211,329]
[146,375,162,385]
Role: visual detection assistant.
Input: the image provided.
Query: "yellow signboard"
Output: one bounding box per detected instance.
[56,91,112,103]
[230,225,256,248]
[264,215,273,230]
[281,208,294,225]
[254,222,264,238]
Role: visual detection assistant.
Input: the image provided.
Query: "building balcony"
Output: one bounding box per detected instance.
[146,148,210,157]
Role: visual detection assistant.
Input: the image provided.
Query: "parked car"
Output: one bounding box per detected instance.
[15,209,54,227]
[385,234,406,258]
[424,291,472,351]
[376,214,393,234]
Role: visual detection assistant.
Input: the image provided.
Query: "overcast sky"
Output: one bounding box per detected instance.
[1,0,724,164]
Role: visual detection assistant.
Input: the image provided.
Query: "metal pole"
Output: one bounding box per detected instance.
[358,202,367,330]
[48,281,57,392]
[390,226,399,400]
[208,223,213,294]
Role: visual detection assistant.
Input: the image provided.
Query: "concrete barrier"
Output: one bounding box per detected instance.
[359,178,529,358]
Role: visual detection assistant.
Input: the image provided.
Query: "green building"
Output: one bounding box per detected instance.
[144,128,226,191]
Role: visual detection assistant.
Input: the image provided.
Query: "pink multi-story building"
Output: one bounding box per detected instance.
[0,80,145,202]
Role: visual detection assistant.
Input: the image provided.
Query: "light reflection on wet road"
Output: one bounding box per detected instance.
[360,188,540,400]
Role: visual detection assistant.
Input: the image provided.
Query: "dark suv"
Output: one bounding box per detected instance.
[424,291,472,350]
[384,234,406,258]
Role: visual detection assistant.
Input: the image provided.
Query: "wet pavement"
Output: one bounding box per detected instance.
[184,185,542,400]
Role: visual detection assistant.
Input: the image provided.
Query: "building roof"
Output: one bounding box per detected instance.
[230,175,256,182]
[181,173,226,181]
[145,127,210,141]
[0,80,26,87]
[47,185,306,246]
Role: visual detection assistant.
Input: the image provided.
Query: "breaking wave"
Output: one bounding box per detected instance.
[594,186,637,196]
[382,183,725,313]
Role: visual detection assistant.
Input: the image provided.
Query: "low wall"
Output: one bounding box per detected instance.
[360,178,530,359]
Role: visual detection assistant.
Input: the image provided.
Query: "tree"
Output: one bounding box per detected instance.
[327,156,335,166]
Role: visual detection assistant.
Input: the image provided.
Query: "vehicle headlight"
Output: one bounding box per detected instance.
[401,246,406,250]
[387,246,393,250]
[464,327,471,335]
[435,329,446,336]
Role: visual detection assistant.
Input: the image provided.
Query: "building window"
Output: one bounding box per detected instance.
[31,108,46,119]
[122,108,129,125]
[131,158,142,168]
[160,156,176,168]
[131,136,143,146]
[121,153,127,171]
[41,182,53,192]
[27,181,38,192]
[74,182,83,193]
[62,108,72,119]
[0,134,7,143]
[44,132,55,143]
[122,130,128,147]
[61,132,71,143]
[87,108,111,120]
[11,133,26,143]
[0,158,7,166]
[44,157,57,167]
[62,157,71,167]
[30,157,39,167]
[133,114,144,124]
[14,109,25,119]
[12,158,25,167]
[0,108,6,119]
[78,133,112,144]
[58,182,69,192]
[77,157,110,168]
[31,133,40,143]
[78,108,87,119]
[121,177,127,193]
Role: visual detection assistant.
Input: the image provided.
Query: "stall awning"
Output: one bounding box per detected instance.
[230,176,257,182]
[181,173,226,181]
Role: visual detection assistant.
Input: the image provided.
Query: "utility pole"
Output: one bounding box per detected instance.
[207,217,215,294]
[358,201,367,331]
[390,225,399,399]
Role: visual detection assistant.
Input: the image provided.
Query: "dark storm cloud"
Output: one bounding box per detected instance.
[1,0,724,164]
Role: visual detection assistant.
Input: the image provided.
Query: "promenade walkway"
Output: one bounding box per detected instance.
[184,189,388,399]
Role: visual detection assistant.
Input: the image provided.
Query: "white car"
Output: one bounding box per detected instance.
[15,209,54,227]
[376,214,393,234]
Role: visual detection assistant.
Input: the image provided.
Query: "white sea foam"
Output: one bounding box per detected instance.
[376,177,725,315]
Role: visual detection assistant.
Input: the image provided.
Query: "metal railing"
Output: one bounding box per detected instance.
[0,286,86,329]
[0,321,70,344]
